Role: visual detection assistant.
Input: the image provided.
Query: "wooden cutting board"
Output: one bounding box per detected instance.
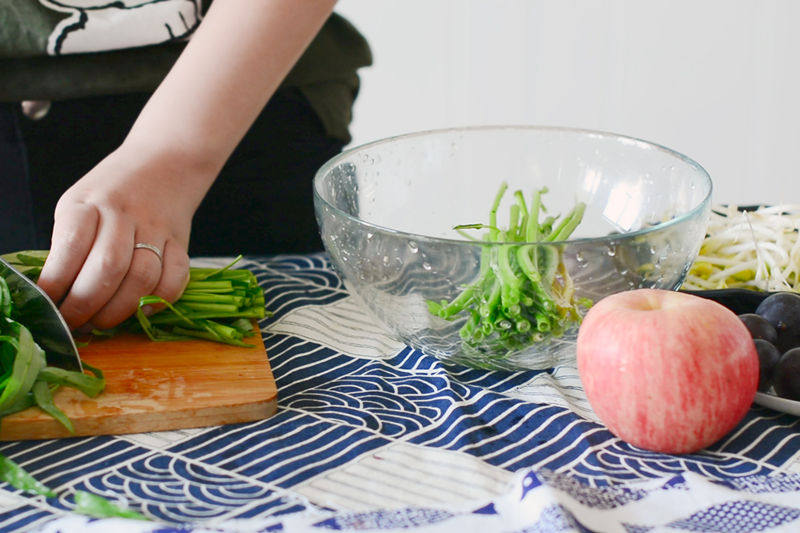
[0,324,277,441]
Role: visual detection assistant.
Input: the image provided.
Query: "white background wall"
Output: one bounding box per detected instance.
[335,0,800,206]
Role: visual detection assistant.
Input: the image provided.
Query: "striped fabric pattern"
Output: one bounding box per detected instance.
[0,254,798,532]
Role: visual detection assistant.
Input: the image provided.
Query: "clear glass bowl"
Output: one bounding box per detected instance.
[313,126,712,370]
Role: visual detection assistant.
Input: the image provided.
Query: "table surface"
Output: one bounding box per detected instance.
[1,254,799,533]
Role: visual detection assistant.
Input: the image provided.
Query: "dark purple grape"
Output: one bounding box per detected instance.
[773,348,800,401]
[755,292,800,353]
[753,339,781,392]
[739,313,778,344]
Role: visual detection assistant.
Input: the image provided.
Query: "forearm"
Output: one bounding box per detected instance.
[123,0,337,206]
[37,0,337,328]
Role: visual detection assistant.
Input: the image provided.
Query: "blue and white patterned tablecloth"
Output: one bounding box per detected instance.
[1,254,799,533]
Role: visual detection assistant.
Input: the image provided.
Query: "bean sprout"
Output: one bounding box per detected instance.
[682,204,800,292]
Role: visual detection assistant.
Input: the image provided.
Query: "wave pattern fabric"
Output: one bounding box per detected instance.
[0,254,799,532]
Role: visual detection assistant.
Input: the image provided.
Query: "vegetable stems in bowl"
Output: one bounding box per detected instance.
[427,183,591,356]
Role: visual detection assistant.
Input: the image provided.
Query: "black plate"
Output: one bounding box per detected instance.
[680,289,773,315]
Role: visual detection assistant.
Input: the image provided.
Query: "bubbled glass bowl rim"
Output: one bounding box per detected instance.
[313,125,713,247]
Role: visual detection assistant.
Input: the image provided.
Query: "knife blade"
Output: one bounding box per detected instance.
[0,257,82,371]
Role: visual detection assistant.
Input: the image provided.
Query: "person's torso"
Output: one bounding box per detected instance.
[0,0,205,59]
[0,0,372,142]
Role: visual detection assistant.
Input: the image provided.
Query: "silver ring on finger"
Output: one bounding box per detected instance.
[134,242,163,263]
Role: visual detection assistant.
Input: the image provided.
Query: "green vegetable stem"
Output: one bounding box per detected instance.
[73,490,149,520]
[0,453,148,521]
[0,454,56,498]
[129,256,267,347]
[2,252,269,348]
[428,183,591,356]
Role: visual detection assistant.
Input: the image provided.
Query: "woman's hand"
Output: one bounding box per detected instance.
[37,144,208,330]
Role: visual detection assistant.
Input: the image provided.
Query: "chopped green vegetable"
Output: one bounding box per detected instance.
[73,490,148,520]
[3,252,269,348]
[428,183,591,358]
[32,381,74,434]
[37,363,105,398]
[0,277,11,318]
[0,454,149,521]
[0,324,46,413]
[0,275,105,433]
[0,455,56,498]
[0,394,36,418]
[122,256,267,347]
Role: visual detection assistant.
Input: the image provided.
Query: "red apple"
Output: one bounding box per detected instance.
[576,288,758,454]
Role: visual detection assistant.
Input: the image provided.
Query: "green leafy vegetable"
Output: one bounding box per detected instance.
[0,323,46,413]
[0,277,11,318]
[0,455,56,498]
[32,381,74,434]
[428,183,591,357]
[0,455,149,521]
[37,363,104,398]
[0,275,105,433]
[126,259,266,347]
[3,252,268,348]
[73,490,148,520]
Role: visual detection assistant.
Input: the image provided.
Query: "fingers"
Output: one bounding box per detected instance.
[91,239,190,328]
[38,199,191,330]
[89,238,166,330]
[38,202,99,305]
[56,212,135,329]
[151,239,191,304]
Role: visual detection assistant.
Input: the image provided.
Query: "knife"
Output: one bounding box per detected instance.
[0,257,83,371]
